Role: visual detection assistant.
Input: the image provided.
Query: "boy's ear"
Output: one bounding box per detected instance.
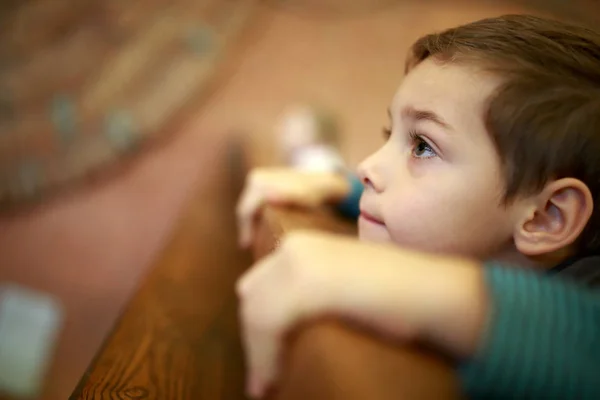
[514,178,593,257]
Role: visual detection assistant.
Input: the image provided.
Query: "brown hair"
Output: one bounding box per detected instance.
[407,14,600,254]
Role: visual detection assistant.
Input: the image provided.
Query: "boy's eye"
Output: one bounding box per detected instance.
[410,131,437,158]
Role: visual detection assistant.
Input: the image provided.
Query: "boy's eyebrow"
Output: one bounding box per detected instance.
[390,106,454,132]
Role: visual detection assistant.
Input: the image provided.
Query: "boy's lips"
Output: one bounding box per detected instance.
[359,210,385,226]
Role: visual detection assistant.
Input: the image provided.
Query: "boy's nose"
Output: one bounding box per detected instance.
[357,154,384,193]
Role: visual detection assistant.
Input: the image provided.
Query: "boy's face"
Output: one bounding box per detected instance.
[358,59,518,259]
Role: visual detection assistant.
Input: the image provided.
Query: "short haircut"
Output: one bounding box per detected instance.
[407,15,600,253]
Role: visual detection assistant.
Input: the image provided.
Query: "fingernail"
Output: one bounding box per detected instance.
[247,377,263,398]
[238,234,247,248]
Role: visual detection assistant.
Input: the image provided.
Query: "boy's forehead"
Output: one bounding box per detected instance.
[391,60,500,132]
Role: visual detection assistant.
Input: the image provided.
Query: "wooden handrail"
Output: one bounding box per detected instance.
[69,140,461,399]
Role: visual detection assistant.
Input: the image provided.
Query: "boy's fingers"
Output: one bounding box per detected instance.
[236,188,264,248]
[244,326,282,399]
[239,222,252,249]
[238,254,285,398]
[237,252,281,298]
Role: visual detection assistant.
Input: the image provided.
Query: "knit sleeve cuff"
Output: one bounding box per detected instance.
[458,263,599,399]
[335,173,362,220]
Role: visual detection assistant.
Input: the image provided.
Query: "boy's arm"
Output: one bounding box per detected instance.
[239,233,481,397]
[332,255,600,399]
[459,264,600,399]
[238,233,600,398]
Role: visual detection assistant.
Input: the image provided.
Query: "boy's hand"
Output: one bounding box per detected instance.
[236,168,351,248]
[236,231,488,398]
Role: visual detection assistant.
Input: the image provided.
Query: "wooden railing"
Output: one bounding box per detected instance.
[70,139,461,399]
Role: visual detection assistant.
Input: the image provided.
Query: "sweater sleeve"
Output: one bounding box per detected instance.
[459,263,600,399]
[335,174,363,220]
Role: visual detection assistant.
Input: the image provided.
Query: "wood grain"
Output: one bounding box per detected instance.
[69,137,252,399]
[274,321,461,400]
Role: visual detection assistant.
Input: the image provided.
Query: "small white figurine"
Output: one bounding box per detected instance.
[276,104,346,172]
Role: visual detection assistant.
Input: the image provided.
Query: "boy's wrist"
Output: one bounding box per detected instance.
[420,259,489,359]
[328,250,489,359]
[294,240,490,360]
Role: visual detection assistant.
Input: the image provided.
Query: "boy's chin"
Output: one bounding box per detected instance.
[358,227,392,244]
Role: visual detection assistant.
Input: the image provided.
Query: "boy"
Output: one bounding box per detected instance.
[236,15,600,399]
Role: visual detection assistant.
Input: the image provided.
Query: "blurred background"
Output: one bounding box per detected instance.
[0,0,598,399]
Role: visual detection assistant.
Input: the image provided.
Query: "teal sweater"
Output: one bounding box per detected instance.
[338,175,600,399]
